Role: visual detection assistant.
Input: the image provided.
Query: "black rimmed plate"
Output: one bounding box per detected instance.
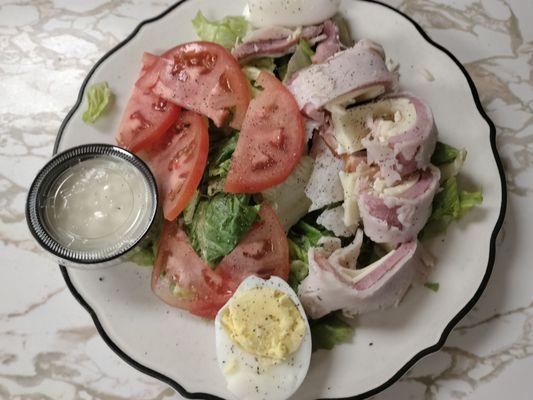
[54,1,506,399]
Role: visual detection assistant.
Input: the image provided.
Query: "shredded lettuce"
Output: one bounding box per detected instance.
[310,312,353,351]
[186,193,260,266]
[421,176,483,239]
[192,11,248,49]
[282,40,314,83]
[82,82,112,124]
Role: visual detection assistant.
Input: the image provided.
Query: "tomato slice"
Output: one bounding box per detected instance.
[136,42,250,130]
[217,204,290,284]
[116,53,181,153]
[224,71,306,193]
[148,111,209,221]
[151,222,232,319]
[151,204,290,319]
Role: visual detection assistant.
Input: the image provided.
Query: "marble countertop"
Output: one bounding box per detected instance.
[0,0,531,399]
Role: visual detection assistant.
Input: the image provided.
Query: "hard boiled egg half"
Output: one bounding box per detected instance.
[215,276,312,400]
[245,0,341,28]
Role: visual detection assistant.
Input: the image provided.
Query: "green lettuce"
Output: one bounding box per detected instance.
[421,176,483,238]
[287,221,332,290]
[310,312,354,351]
[192,11,248,49]
[208,133,238,179]
[122,212,163,267]
[424,282,440,292]
[431,141,468,182]
[431,142,460,165]
[186,193,260,266]
[242,58,276,97]
[82,82,112,124]
[332,14,355,47]
[282,40,314,83]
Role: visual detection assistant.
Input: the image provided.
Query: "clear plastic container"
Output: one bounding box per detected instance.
[26,144,158,269]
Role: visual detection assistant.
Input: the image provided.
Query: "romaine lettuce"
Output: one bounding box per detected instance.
[82,82,112,124]
[421,176,483,238]
[186,193,260,266]
[310,312,353,351]
[192,11,248,50]
[282,40,314,83]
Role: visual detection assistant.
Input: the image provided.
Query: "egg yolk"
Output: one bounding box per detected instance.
[221,287,306,361]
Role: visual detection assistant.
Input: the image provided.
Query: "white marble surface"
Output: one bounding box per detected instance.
[0,0,531,399]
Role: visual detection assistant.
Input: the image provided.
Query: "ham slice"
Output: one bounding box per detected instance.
[358,164,441,244]
[312,20,341,64]
[232,24,324,63]
[288,40,395,114]
[298,230,418,318]
[361,93,438,184]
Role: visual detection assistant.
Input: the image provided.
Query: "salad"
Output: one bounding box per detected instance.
[84,0,483,398]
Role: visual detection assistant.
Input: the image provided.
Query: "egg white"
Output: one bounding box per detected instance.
[246,0,341,28]
[215,276,312,400]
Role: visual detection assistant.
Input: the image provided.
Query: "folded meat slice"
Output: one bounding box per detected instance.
[298,230,418,319]
[358,164,441,244]
[312,20,341,64]
[288,40,395,115]
[361,93,437,184]
[233,24,324,63]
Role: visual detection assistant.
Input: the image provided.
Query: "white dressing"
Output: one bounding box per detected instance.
[44,157,151,252]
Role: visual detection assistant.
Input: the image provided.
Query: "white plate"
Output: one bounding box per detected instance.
[54,0,506,399]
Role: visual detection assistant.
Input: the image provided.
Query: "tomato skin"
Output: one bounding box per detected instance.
[151,222,232,319]
[224,71,306,193]
[136,42,250,130]
[217,204,290,284]
[148,111,209,221]
[116,53,181,153]
[151,204,290,319]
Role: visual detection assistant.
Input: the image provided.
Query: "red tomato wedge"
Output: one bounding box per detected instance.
[151,222,232,319]
[116,53,181,153]
[224,71,305,193]
[217,204,289,284]
[151,204,290,319]
[136,42,250,130]
[148,111,209,221]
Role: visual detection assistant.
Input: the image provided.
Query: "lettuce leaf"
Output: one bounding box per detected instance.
[187,193,260,266]
[424,282,440,292]
[282,40,314,83]
[287,221,332,290]
[208,133,238,179]
[192,11,248,49]
[242,58,276,97]
[431,142,460,165]
[82,82,112,124]
[122,212,163,267]
[421,176,483,238]
[332,14,354,47]
[310,312,353,351]
[431,142,468,182]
